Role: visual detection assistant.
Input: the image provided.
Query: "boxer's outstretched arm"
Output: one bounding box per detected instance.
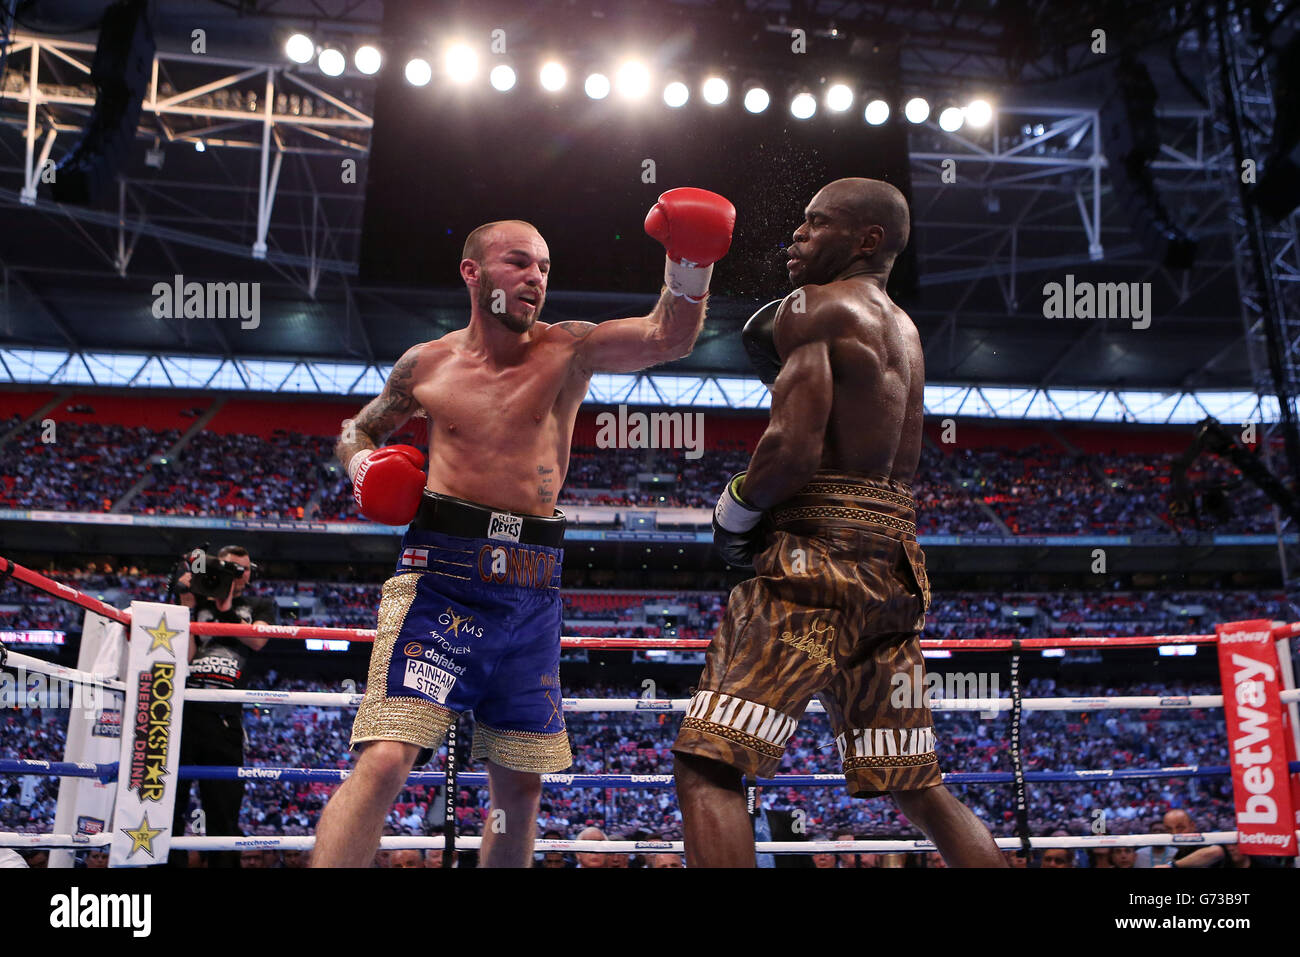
[740,309,835,509]
[554,288,706,375]
[336,346,422,467]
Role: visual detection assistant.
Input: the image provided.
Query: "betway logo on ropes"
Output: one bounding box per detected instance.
[1214,620,1299,857]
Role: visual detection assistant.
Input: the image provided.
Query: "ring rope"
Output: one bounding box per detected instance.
[4,554,1297,865]
[183,689,1296,710]
[5,552,1266,650]
[6,759,1297,787]
[4,652,1261,712]
[2,649,126,692]
[2,831,1294,853]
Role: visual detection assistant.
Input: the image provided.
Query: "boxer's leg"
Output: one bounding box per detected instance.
[470,581,572,867]
[315,567,467,866]
[892,785,1006,867]
[828,521,1004,867]
[312,739,419,867]
[673,751,752,867]
[478,760,543,868]
[673,530,838,867]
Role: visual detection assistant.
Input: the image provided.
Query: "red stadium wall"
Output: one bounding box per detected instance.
[923,421,1056,451]
[0,392,209,432]
[0,389,57,421]
[1056,425,1190,455]
[206,398,363,438]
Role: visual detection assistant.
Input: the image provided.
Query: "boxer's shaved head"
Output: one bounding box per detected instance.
[461,219,549,332]
[787,178,911,287]
[462,219,541,264]
[819,177,910,262]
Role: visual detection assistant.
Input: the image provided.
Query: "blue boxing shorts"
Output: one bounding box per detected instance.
[350,525,571,773]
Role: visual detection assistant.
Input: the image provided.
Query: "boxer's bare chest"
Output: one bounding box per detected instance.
[412,338,582,444]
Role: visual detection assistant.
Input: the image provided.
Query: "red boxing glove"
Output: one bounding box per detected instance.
[645,187,736,301]
[349,444,426,525]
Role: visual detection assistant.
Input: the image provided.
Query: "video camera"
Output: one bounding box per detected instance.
[176,543,255,600]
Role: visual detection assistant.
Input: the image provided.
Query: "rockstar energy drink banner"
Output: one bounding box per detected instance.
[110,602,190,868]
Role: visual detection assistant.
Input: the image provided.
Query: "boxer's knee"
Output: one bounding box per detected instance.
[356,740,419,794]
[486,761,543,805]
[891,783,952,826]
[674,751,743,796]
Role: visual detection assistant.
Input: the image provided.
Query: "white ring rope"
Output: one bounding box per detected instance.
[2,650,125,692]
[185,689,1299,711]
[10,655,1297,712]
[2,831,1293,853]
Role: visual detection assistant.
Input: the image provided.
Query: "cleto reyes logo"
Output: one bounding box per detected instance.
[488,511,522,542]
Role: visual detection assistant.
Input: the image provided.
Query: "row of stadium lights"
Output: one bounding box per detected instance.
[283,33,994,131]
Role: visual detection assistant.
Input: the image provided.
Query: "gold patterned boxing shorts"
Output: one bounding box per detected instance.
[673,472,942,798]
[350,527,572,774]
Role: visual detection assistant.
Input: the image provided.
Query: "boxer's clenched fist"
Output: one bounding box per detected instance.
[645,187,736,301]
[349,444,426,525]
[712,471,766,568]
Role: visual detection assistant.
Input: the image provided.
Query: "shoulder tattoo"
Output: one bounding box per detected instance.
[554,321,596,340]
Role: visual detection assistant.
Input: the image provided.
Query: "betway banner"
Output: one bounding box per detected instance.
[1215,620,1297,856]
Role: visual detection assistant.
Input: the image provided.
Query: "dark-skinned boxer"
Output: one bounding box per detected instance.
[673,177,1006,868]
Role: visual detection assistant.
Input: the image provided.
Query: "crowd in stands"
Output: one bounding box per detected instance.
[133,430,334,520]
[0,420,176,513]
[2,562,1292,644]
[0,415,1277,535]
[2,674,1270,867]
[942,443,1273,536]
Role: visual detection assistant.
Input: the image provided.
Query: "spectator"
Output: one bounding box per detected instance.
[1039,848,1072,868]
[385,849,425,869]
[575,826,606,868]
[169,545,278,870]
[811,834,838,869]
[1110,846,1136,869]
[536,828,571,868]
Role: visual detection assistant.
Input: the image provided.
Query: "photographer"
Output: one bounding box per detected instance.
[166,545,278,868]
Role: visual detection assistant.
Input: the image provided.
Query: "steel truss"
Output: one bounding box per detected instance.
[0,26,1264,405]
[0,33,370,277]
[1203,4,1300,612]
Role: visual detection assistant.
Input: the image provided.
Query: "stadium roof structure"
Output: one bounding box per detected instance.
[0,0,1296,414]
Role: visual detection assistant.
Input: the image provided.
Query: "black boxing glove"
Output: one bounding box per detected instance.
[713,472,766,569]
[741,299,783,385]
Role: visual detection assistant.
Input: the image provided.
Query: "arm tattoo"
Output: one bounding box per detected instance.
[555,321,596,340]
[336,351,421,463]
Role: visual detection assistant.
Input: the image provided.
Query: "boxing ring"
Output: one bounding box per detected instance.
[3,555,1299,864]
